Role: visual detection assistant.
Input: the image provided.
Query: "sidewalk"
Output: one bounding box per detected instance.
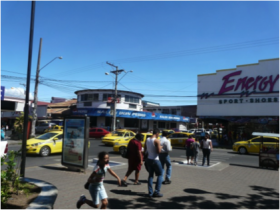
[24,156,279,209]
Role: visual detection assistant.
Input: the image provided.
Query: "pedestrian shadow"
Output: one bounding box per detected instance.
[129,179,156,184]
[107,185,279,209]
[103,180,121,185]
[40,165,68,171]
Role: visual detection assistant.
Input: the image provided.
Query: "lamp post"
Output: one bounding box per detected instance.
[30,37,62,138]
[105,62,132,131]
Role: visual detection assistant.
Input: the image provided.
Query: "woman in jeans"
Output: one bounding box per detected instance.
[201,134,213,166]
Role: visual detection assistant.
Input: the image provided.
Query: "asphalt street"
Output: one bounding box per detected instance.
[8,138,259,169]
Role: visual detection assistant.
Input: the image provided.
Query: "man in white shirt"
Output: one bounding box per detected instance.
[144,128,163,197]
[159,131,172,184]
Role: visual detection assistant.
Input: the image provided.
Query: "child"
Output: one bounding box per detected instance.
[76,151,121,209]
[192,138,200,166]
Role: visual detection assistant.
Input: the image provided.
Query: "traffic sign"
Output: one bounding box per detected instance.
[0,86,5,101]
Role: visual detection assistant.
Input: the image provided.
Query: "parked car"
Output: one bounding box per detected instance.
[113,133,152,155]
[102,130,136,146]
[167,132,191,147]
[89,128,110,138]
[0,140,8,157]
[35,122,57,134]
[232,136,279,154]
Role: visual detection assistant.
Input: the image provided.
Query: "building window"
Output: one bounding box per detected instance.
[125,95,139,104]
[103,94,121,101]
[170,122,177,128]
[162,109,170,114]
[171,109,177,115]
[84,102,92,106]
[129,104,137,109]
[81,94,99,101]
[158,121,166,128]
[124,118,139,128]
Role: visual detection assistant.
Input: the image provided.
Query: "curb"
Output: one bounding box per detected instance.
[19,177,58,209]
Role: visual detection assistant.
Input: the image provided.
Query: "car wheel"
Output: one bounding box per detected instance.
[119,147,127,156]
[238,147,247,154]
[40,146,50,157]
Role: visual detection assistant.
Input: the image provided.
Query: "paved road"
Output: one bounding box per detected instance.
[8,139,259,168]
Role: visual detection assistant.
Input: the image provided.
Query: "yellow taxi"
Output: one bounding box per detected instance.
[103,129,135,137]
[102,130,136,146]
[162,129,175,135]
[232,136,279,154]
[113,133,153,155]
[167,132,192,147]
[45,125,64,133]
[26,131,64,157]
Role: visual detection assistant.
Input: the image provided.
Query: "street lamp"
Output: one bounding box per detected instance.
[105,62,132,131]
[30,38,63,137]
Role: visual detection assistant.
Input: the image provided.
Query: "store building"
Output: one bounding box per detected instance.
[197,58,279,138]
[72,89,189,132]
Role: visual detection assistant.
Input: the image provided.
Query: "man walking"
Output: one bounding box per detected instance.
[159,131,172,184]
[144,128,163,197]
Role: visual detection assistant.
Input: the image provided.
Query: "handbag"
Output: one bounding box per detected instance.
[84,181,90,190]
[122,147,129,159]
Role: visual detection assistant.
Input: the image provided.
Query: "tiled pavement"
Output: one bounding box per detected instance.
[25,156,279,209]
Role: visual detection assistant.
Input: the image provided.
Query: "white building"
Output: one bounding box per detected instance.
[73,89,189,132]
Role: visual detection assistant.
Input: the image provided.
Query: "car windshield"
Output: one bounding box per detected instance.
[36,133,58,140]
[116,132,125,136]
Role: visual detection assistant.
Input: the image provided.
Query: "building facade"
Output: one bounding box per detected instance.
[72,89,190,132]
[197,58,279,137]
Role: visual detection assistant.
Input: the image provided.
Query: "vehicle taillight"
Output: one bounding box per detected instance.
[4,144,8,154]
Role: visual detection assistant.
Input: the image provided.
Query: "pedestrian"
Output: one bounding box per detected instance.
[201,133,213,166]
[144,128,163,197]
[121,133,143,186]
[185,135,195,164]
[192,137,200,166]
[1,125,5,140]
[159,131,172,184]
[76,151,121,209]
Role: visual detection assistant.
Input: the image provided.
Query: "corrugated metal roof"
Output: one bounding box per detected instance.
[48,99,77,107]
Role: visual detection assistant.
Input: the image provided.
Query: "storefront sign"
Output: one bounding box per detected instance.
[62,117,89,170]
[218,97,278,104]
[72,108,189,122]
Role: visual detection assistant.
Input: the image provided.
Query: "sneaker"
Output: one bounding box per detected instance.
[76,194,86,209]
[121,179,128,187]
[153,192,163,197]
[164,179,171,184]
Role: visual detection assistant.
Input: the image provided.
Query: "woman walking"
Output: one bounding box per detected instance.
[121,133,143,186]
[76,151,121,209]
[201,134,213,166]
[185,135,195,164]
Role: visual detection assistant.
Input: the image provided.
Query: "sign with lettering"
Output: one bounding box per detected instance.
[72,108,189,122]
[197,59,279,116]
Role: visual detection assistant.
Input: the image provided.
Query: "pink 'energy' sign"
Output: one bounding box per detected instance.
[218,70,279,95]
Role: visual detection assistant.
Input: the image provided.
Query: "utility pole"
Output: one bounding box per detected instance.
[31,38,42,138]
[106,62,124,132]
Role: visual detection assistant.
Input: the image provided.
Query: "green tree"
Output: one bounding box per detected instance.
[13,112,32,139]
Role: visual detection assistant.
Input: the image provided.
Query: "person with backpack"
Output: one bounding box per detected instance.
[76,151,121,209]
[201,133,213,166]
[184,135,195,164]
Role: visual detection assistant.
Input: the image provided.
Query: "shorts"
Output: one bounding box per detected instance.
[89,183,108,205]
[186,147,194,157]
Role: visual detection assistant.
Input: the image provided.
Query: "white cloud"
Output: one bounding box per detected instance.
[5,87,34,100]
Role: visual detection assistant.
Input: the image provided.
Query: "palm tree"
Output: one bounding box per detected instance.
[13,112,32,139]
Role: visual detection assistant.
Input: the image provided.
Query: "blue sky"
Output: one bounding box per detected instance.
[1,1,279,106]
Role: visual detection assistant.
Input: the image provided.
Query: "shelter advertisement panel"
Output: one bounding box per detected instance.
[62,117,89,170]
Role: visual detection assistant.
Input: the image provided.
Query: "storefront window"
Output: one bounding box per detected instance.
[158,121,165,128]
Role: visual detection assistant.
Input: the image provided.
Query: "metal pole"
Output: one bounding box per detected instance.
[31,38,42,138]
[113,68,118,132]
[20,1,36,177]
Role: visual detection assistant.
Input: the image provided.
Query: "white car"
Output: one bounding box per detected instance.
[0,141,8,157]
